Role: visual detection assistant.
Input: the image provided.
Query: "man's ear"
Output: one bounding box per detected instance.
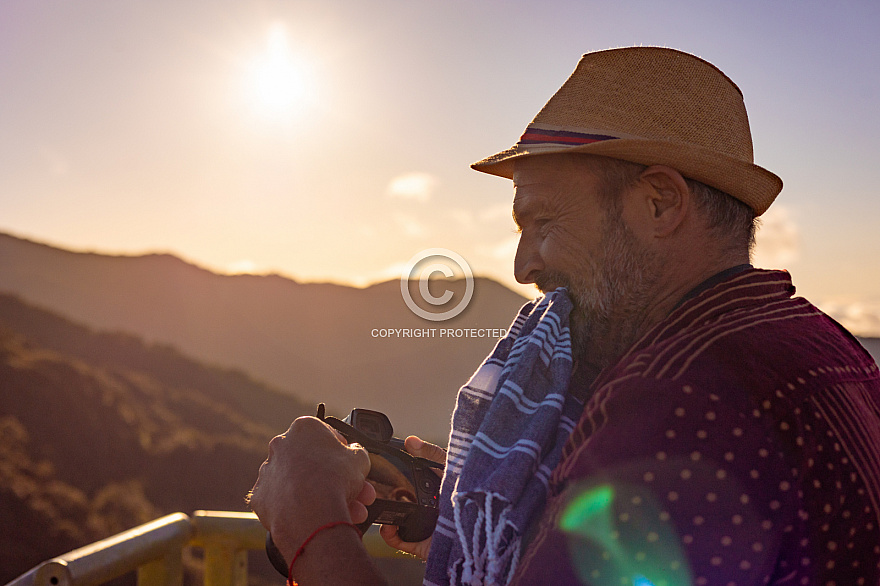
[636,165,690,238]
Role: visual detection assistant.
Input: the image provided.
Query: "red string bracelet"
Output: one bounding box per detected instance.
[287,521,362,586]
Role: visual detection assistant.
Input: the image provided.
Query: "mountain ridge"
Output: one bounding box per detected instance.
[0,231,530,441]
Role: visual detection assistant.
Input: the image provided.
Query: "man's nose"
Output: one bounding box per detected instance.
[514,236,544,284]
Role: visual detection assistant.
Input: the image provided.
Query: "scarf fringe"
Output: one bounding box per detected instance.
[452,492,523,586]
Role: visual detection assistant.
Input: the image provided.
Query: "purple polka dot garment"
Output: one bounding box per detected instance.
[511,269,880,586]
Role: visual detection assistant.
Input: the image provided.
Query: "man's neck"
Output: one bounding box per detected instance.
[674,263,752,309]
[633,246,750,336]
[578,258,752,385]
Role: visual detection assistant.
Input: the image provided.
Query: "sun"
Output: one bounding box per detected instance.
[244,23,314,121]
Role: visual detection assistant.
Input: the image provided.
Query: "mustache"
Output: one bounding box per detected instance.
[534,271,572,295]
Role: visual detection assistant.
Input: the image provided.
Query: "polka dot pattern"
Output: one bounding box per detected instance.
[546,377,879,585]
[512,270,880,586]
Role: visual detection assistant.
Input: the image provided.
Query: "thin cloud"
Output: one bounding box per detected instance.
[819,297,880,338]
[447,209,475,229]
[753,205,799,268]
[446,204,513,229]
[386,172,439,203]
[392,211,428,237]
[479,202,514,223]
[477,235,520,261]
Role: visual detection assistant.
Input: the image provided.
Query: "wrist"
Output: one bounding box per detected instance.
[271,496,353,564]
[288,521,362,584]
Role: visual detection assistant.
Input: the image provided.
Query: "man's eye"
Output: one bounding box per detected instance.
[514,218,551,236]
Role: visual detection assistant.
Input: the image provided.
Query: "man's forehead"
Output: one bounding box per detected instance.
[512,153,606,186]
[513,155,567,183]
[512,154,599,200]
[512,168,585,219]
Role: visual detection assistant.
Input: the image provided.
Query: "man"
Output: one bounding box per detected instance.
[249,47,880,585]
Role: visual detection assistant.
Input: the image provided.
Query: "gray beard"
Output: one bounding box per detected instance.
[536,212,660,368]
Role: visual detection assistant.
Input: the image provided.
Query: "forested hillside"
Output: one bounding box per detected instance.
[0,294,314,582]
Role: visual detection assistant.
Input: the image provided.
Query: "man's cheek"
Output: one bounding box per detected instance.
[548,224,593,259]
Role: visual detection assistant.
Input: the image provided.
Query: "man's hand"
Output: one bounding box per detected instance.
[248,416,376,564]
[379,435,446,560]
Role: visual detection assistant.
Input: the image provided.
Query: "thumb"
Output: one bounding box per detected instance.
[405,435,446,465]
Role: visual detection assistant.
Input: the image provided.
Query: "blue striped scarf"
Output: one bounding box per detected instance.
[424,289,581,586]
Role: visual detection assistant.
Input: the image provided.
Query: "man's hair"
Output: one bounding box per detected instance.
[577,154,757,256]
[684,177,758,255]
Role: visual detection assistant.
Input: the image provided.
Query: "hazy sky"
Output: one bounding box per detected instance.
[1,0,879,334]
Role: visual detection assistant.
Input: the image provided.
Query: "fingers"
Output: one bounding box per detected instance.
[379,524,403,549]
[404,435,447,465]
[347,442,372,480]
[249,417,374,543]
[288,417,371,478]
[348,479,375,524]
[329,426,350,446]
[379,524,432,561]
[297,418,372,502]
[356,478,377,506]
[349,501,368,525]
[248,462,272,531]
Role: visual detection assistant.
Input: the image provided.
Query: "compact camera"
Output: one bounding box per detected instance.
[266,404,443,575]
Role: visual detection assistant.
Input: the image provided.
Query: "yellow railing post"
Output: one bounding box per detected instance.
[189,511,264,586]
[135,551,183,586]
[202,547,248,586]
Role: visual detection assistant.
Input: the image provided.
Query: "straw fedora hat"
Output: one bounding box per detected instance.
[472,47,782,216]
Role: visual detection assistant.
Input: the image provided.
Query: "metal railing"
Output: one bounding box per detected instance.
[7,511,408,586]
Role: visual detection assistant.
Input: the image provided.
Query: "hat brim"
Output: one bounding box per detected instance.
[472,139,782,216]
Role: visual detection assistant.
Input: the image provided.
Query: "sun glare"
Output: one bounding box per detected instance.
[244,23,314,121]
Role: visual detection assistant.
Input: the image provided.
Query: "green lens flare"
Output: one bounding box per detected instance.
[558,483,691,586]
[560,485,615,533]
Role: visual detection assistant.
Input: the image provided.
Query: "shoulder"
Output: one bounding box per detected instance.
[596,268,876,399]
